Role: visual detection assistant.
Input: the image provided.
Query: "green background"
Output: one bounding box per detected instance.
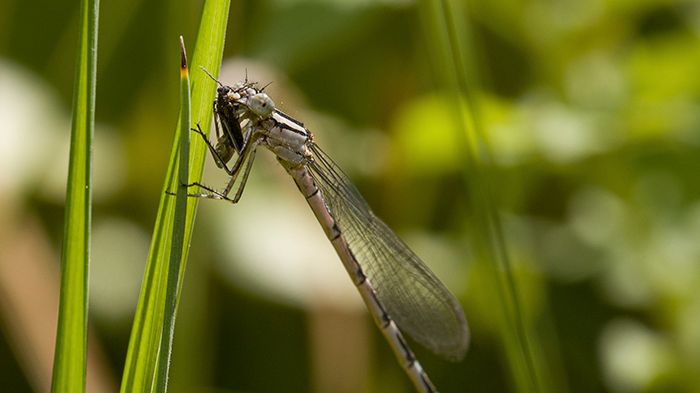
[1,0,699,392]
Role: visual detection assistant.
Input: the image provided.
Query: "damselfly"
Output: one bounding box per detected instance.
[187,72,469,393]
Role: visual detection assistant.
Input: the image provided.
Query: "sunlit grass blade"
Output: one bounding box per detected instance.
[50,0,99,391]
[119,1,230,392]
[417,1,555,392]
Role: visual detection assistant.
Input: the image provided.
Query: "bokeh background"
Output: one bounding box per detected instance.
[2,0,700,392]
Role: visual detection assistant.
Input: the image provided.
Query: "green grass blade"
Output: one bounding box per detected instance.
[154,36,191,393]
[50,0,99,391]
[418,1,550,392]
[119,1,230,392]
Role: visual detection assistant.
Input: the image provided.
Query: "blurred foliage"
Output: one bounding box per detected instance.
[1,0,700,393]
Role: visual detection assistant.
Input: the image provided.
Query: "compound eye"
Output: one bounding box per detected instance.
[248,93,275,118]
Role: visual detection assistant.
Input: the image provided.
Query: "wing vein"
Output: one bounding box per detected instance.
[308,143,469,359]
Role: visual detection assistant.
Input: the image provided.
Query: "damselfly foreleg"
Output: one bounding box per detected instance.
[219,141,259,203]
[183,127,260,203]
[190,123,235,174]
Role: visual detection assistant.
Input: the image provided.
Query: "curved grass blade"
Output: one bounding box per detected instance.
[417,1,553,392]
[119,1,230,392]
[153,36,191,393]
[50,0,99,391]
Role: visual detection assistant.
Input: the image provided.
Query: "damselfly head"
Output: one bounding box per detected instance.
[247,93,275,118]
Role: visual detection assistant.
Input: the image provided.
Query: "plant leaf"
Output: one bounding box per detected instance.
[119,2,230,392]
[51,0,99,391]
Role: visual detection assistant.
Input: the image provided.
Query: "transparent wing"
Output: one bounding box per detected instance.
[308,143,469,360]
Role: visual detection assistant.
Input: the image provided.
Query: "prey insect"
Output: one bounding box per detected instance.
[185,71,470,393]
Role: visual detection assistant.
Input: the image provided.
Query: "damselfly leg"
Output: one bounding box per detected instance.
[182,122,259,203]
[190,123,232,172]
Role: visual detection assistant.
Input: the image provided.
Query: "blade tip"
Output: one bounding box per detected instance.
[179,35,188,72]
